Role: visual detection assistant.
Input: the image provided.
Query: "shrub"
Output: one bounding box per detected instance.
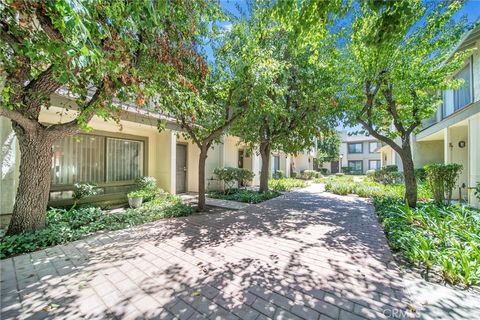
[269,178,306,192]
[134,176,159,201]
[135,176,157,191]
[301,170,315,180]
[325,176,432,201]
[373,167,403,184]
[374,199,480,286]
[341,166,352,174]
[238,168,255,186]
[127,190,147,198]
[208,189,280,204]
[415,168,427,182]
[385,165,398,172]
[365,170,376,179]
[319,168,328,175]
[72,183,98,201]
[214,167,254,191]
[0,195,193,258]
[335,172,345,177]
[275,170,284,179]
[314,171,322,179]
[290,171,297,178]
[425,163,463,204]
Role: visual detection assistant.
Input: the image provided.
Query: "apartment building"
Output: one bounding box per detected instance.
[380,24,480,208]
[0,93,264,225]
[320,131,381,174]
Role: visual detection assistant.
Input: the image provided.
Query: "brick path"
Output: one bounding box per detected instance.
[1,184,413,320]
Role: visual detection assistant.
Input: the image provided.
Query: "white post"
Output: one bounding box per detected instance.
[169,130,176,194]
[251,146,261,186]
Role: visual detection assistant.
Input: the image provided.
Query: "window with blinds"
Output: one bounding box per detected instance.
[51,134,144,185]
[453,63,472,111]
[106,138,144,182]
[52,135,105,185]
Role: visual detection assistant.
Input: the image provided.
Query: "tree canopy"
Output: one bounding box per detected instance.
[340,0,471,206]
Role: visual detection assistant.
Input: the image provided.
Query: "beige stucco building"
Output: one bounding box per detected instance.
[1,87,317,225]
[0,93,263,223]
[320,131,381,174]
[380,25,480,208]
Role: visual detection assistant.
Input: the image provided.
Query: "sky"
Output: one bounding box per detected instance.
[210,0,480,131]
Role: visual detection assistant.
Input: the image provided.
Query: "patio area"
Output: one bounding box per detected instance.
[1,184,413,319]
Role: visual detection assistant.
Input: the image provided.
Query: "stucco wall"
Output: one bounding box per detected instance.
[413,140,444,168]
[473,39,480,103]
[40,105,174,192]
[447,126,469,200]
[0,118,20,217]
[468,114,480,208]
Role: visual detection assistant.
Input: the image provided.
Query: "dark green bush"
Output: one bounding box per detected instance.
[385,165,398,172]
[374,198,480,286]
[0,195,192,258]
[290,171,297,178]
[341,166,352,174]
[208,189,280,203]
[415,168,427,182]
[319,168,328,175]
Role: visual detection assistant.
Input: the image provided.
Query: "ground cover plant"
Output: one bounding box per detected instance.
[374,198,480,286]
[269,178,307,192]
[208,189,280,204]
[0,195,192,258]
[324,175,432,200]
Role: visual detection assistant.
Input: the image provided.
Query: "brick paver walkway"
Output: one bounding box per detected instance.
[1,184,413,320]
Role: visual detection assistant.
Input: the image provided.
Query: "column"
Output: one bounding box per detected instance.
[468,115,480,208]
[443,128,450,165]
[169,130,176,194]
[251,146,261,186]
[285,155,291,177]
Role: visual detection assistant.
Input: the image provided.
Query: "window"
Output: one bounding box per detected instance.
[52,134,105,185]
[453,63,472,111]
[348,143,363,154]
[348,160,363,173]
[369,160,381,170]
[369,142,379,153]
[106,138,144,182]
[51,134,145,185]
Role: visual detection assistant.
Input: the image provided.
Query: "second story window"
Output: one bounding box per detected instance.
[348,142,363,154]
[453,62,472,111]
[369,141,379,153]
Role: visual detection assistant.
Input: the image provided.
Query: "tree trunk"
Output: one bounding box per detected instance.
[6,125,53,235]
[197,147,208,212]
[259,140,271,193]
[399,141,417,208]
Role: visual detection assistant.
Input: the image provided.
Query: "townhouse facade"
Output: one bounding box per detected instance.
[321,131,381,174]
[380,24,480,208]
[1,93,300,225]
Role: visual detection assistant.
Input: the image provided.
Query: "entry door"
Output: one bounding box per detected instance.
[331,161,339,174]
[176,144,187,193]
[238,150,244,168]
[273,155,280,174]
